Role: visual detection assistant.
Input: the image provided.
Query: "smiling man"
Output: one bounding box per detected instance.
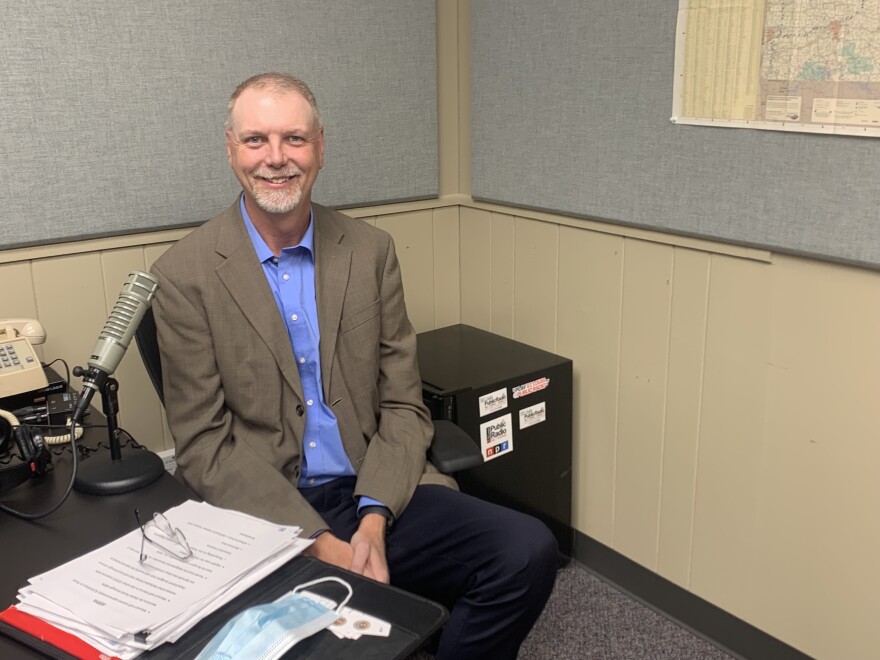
[225,80,322,233]
[150,73,557,659]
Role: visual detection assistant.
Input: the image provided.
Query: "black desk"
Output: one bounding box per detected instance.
[0,434,446,659]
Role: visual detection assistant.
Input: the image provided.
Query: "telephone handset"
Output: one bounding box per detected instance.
[0,318,49,398]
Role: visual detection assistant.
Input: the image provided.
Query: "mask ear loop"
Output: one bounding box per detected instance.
[292,576,353,613]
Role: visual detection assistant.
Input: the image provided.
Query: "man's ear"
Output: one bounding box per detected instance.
[225,130,234,164]
[318,128,325,169]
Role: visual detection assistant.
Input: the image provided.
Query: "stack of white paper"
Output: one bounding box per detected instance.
[15,500,312,659]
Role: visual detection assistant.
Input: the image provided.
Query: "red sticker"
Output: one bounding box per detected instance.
[512,377,549,399]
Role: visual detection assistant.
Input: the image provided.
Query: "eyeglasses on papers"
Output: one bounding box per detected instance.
[134,508,193,564]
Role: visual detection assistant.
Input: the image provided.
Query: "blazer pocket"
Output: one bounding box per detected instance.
[339,298,380,335]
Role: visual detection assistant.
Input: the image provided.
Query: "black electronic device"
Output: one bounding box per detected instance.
[46,392,80,427]
[0,376,67,416]
[0,417,51,494]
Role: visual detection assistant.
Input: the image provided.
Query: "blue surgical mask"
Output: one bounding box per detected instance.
[196,577,353,660]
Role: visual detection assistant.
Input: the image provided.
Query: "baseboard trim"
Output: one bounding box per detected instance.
[573,531,812,660]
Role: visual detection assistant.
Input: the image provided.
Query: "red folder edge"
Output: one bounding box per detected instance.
[0,605,122,660]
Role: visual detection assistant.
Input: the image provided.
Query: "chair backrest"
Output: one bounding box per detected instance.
[135,306,165,405]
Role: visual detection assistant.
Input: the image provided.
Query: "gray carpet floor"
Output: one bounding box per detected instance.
[408,562,734,659]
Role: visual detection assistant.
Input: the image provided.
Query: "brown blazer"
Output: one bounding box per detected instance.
[151,198,454,536]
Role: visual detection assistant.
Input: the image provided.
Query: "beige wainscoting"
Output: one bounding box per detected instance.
[459,202,880,660]
[2,200,878,658]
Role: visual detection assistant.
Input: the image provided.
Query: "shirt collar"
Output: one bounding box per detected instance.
[240,194,315,264]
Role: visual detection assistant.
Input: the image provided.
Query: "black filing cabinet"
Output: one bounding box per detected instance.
[417,324,573,557]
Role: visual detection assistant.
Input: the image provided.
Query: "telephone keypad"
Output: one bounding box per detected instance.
[0,338,37,373]
[0,324,49,398]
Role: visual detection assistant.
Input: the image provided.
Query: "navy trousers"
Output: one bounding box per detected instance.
[301,478,558,660]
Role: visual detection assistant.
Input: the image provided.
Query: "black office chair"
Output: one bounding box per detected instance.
[135,307,481,474]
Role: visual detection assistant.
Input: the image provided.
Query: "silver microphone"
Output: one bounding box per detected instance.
[73,271,159,422]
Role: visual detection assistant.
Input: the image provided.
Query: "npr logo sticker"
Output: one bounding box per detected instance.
[485,441,511,460]
[479,413,513,462]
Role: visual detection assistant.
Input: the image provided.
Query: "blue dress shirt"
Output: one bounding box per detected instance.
[240,198,384,512]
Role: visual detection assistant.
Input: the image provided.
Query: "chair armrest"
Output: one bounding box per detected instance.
[428,420,483,474]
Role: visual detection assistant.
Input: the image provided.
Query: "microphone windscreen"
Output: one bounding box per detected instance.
[87,271,159,375]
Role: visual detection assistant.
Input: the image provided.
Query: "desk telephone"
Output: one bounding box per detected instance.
[0,319,48,399]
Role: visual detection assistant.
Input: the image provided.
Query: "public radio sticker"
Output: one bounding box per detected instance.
[478,387,508,417]
[519,401,547,429]
[480,413,514,462]
[512,377,550,399]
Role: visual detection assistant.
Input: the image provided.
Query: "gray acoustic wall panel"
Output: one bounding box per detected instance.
[1,1,437,249]
[471,0,880,268]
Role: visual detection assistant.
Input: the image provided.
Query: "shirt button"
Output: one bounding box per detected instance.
[271,257,279,264]
[282,273,290,281]
[308,478,315,485]
[309,442,316,448]
[296,405,304,416]
[299,356,306,364]
[307,399,314,406]
[291,313,298,321]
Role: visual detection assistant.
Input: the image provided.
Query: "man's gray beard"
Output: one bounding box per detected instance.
[252,184,303,214]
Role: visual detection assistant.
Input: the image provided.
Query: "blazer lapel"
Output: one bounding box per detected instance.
[214,202,305,404]
[314,206,352,396]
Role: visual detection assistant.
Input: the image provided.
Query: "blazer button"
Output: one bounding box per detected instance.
[296,404,305,416]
